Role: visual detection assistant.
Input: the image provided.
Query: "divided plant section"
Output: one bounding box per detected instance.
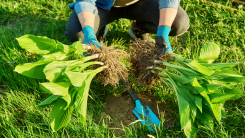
[131,41,244,137]
[14,35,244,137]
[14,34,118,131]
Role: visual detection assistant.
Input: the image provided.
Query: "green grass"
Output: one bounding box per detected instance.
[0,0,245,137]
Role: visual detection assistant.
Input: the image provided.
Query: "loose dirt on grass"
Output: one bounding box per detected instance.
[87,44,129,86]
[129,40,172,86]
[98,93,175,136]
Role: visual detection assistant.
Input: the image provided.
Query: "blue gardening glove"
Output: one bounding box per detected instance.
[156,26,173,54]
[82,26,101,48]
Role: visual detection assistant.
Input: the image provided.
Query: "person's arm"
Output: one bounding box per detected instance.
[159,8,177,28]
[73,1,101,48]
[77,11,95,29]
[156,0,180,54]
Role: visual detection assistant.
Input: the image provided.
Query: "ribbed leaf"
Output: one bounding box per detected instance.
[211,103,222,123]
[66,61,102,72]
[51,98,74,132]
[75,67,104,123]
[39,82,70,96]
[57,41,69,54]
[43,61,69,82]
[194,95,202,112]
[199,42,220,63]
[209,68,244,81]
[187,60,215,76]
[70,41,84,55]
[65,67,103,87]
[16,34,56,55]
[206,84,223,93]
[209,93,236,103]
[183,118,197,138]
[176,92,190,129]
[37,95,60,107]
[43,52,67,61]
[14,56,56,79]
[201,63,239,71]
[223,87,243,100]
[183,83,199,94]
[178,87,197,120]
[192,78,212,107]
[196,104,213,131]
[158,70,192,84]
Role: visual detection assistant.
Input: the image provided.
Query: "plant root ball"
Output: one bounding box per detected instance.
[87,44,129,86]
[129,40,172,86]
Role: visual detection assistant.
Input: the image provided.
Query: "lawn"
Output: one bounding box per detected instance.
[0,0,245,137]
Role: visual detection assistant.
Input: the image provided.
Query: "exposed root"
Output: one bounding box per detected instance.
[129,40,172,86]
[87,44,129,86]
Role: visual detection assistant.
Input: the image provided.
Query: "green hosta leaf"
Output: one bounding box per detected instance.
[199,42,220,63]
[51,98,75,132]
[14,56,56,79]
[43,61,78,82]
[57,41,69,54]
[178,87,197,120]
[209,68,244,81]
[66,61,102,72]
[223,87,243,100]
[39,82,70,96]
[70,41,84,55]
[183,83,199,94]
[61,91,72,109]
[158,70,192,84]
[201,63,240,71]
[75,67,103,123]
[183,118,197,138]
[187,60,215,76]
[192,78,212,107]
[196,105,213,131]
[37,95,60,107]
[219,76,245,85]
[43,52,68,61]
[211,103,222,123]
[194,95,202,112]
[159,63,202,80]
[206,84,223,93]
[16,34,56,55]
[176,92,190,129]
[209,93,236,103]
[75,87,88,123]
[65,67,103,87]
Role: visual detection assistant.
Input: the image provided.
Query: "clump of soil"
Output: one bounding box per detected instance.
[97,93,176,136]
[129,40,172,86]
[87,44,129,86]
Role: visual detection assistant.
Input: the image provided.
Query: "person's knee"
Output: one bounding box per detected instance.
[65,11,84,43]
[65,28,83,43]
[170,6,190,36]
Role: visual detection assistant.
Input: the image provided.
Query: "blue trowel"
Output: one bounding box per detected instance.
[121,80,160,132]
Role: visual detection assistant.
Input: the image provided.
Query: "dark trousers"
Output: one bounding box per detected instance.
[65,0,189,43]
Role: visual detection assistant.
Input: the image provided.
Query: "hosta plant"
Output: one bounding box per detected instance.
[14,34,106,131]
[150,42,244,137]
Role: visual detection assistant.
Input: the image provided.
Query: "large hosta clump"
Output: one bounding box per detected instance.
[151,42,244,137]
[14,34,105,131]
[130,41,244,137]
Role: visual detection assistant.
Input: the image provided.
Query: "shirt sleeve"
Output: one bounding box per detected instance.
[158,0,180,9]
[69,0,98,16]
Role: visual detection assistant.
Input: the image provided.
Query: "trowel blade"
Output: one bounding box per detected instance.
[132,100,160,132]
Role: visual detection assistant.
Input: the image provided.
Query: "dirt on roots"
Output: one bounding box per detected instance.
[129,40,172,86]
[87,44,129,86]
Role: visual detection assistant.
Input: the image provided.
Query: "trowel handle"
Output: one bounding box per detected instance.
[121,79,139,102]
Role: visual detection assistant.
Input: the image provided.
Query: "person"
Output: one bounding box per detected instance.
[65,0,189,54]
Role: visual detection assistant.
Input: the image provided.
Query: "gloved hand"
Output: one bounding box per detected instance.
[82,25,101,48]
[156,26,173,54]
